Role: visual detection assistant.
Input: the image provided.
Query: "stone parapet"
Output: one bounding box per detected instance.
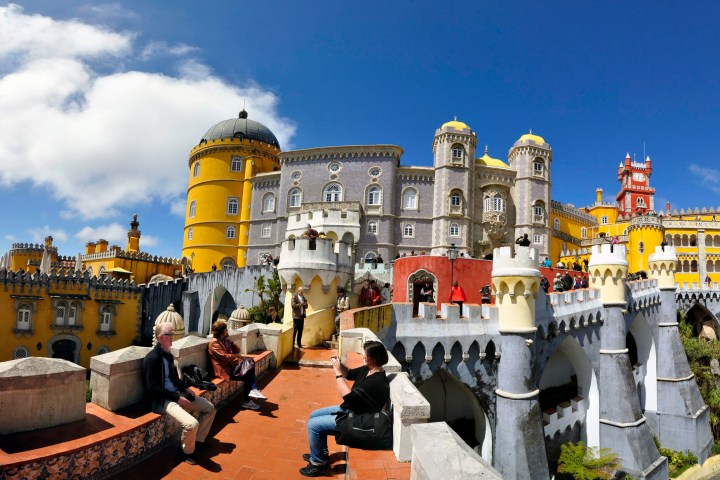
[410,422,502,479]
[339,328,401,373]
[390,372,431,462]
[277,237,353,289]
[539,288,603,336]
[627,279,661,312]
[170,335,212,375]
[0,358,86,434]
[90,346,152,411]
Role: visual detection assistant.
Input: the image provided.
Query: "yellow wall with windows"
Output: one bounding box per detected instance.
[182,138,279,272]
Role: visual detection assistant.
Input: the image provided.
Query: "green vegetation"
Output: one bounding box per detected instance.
[556,441,621,480]
[86,379,92,403]
[245,270,283,324]
[654,435,698,477]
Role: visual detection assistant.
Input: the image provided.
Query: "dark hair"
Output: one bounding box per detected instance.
[363,340,389,367]
[211,320,228,338]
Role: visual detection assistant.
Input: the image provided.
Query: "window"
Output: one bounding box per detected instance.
[226,197,239,215]
[226,226,236,239]
[601,216,608,225]
[262,193,276,213]
[261,223,271,238]
[55,303,66,325]
[367,186,382,206]
[402,188,418,209]
[452,146,463,160]
[289,188,302,207]
[449,223,460,236]
[187,227,193,240]
[99,306,112,332]
[639,241,645,254]
[323,183,342,202]
[533,159,544,176]
[554,218,560,230]
[17,304,31,330]
[637,197,646,208]
[691,260,698,272]
[451,192,462,206]
[484,193,504,212]
[367,220,378,234]
[534,205,544,217]
[13,346,29,359]
[403,223,415,237]
[68,304,77,326]
[221,258,236,270]
[534,234,542,244]
[580,227,587,239]
[364,252,377,263]
[96,346,110,355]
[193,161,200,177]
[189,201,196,218]
[231,156,243,171]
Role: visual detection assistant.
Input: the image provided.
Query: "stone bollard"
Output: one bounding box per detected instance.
[0,357,86,434]
[90,346,151,411]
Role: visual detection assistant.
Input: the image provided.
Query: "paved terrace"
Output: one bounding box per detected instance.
[0,348,409,480]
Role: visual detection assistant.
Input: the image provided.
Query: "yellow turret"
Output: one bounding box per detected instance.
[648,246,677,290]
[491,246,541,332]
[588,244,628,305]
[126,214,141,253]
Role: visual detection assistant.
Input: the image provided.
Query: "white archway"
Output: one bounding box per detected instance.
[629,313,657,413]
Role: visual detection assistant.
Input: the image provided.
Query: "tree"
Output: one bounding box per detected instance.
[244,269,283,323]
[557,441,621,480]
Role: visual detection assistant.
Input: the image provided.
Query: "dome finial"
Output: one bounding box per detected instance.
[239,109,248,119]
[454,115,457,121]
[529,128,533,134]
[485,145,489,155]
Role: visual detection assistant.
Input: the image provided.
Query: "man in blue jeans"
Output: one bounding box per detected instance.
[300,341,390,476]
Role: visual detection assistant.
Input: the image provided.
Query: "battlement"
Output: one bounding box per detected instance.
[492,246,541,277]
[537,288,603,337]
[277,237,354,288]
[10,243,58,255]
[588,244,628,266]
[648,246,677,263]
[627,279,661,311]
[286,205,362,240]
[0,268,141,293]
[629,214,663,229]
[81,249,181,266]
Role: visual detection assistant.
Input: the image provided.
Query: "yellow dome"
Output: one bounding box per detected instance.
[476,147,510,169]
[441,117,471,131]
[517,130,546,145]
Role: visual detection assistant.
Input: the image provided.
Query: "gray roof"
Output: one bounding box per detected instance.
[200,111,280,148]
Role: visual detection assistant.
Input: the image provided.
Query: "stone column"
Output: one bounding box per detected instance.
[589,244,667,479]
[491,246,548,480]
[648,246,713,461]
[698,228,707,286]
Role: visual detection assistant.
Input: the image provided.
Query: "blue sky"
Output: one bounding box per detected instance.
[1,1,719,259]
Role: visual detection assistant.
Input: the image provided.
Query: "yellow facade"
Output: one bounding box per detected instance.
[0,270,141,367]
[182,111,280,272]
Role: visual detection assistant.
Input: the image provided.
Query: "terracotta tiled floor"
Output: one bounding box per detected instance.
[118,347,410,480]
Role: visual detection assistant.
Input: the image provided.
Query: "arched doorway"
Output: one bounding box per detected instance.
[49,335,80,364]
[407,269,437,316]
[539,336,599,470]
[417,369,493,462]
[202,286,237,335]
[686,303,720,339]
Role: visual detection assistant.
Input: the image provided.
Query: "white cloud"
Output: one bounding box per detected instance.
[142,235,160,247]
[0,4,296,221]
[75,223,127,244]
[689,164,720,195]
[80,3,140,21]
[140,41,199,61]
[170,199,187,217]
[28,225,68,244]
[4,234,16,242]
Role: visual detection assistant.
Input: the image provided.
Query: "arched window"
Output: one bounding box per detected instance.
[581,227,587,239]
[364,251,377,262]
[534,233,542,244]
[637,197,646,208]
[533,158,544,176]
[451,145,464,162]
[367,220,378,234]
[17,304,31,330]
[221,258,236,270]
[366,186,382,206]
[402,188,418,209]
[484,193,504,212]
[231,156,243,171]
[691,260,698,272]
[451,192,462,206]
[226,226,236,239]
[554,218,560,230]
[226,197,239,215]
[639,241,645,254]
[189,200,196,218]
[68,303,78,326]
[187,227,193,240]
[13,346,29,359]
[600,216,608,225]
[55,302,66,325]
[289,188,302,207]
[262,193,276,213]
[261,223,271,238]
[193,161,200,177]
[99,306,112,332]
[533,202,545,222]
[324,183,343,202]
[403,223,414,237]
[449,223,460,236]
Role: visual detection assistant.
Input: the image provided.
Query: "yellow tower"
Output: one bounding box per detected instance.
[491,245,541,332]
[587,243,628,305]
[626,214,664,273]
[648,245,677,290]
[182,110,281,272]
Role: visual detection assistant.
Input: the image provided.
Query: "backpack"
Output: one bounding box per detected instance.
[181,364,217,391]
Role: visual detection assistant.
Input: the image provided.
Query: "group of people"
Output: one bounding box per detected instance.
[552,272,588,292]
[142,321,267,465]
[143,316,390,477]
[359,279,392,307]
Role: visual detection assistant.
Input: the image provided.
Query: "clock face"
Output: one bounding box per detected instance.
[632,172,645,182]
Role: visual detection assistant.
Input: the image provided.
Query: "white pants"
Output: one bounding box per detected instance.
[162,396,216,454]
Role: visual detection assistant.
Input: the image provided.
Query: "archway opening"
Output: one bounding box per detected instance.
[686,303,720,339]
[407,269,437,316]
[628,313,657,413]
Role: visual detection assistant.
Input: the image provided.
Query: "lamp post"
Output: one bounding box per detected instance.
[447,243,458,300]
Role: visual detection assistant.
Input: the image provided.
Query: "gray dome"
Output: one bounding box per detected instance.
[200,110,280,148]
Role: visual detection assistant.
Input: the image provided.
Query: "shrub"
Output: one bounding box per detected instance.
[557,441,621,480]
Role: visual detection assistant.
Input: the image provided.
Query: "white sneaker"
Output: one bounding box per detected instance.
[242,399,261,410]
[248,388,267,400]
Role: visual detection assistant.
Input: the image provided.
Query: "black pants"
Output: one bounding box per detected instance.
[455,301,464,316]
[293,317,305,347]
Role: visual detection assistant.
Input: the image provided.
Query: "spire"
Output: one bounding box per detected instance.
[485,145,489,155]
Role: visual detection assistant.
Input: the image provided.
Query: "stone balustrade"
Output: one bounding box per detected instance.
[0,358,86,434]
[410,422,502,479]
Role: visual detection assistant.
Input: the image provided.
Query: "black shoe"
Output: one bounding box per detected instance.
[182,453,198,465]
[303,453,329,463]
[299,461,328,477]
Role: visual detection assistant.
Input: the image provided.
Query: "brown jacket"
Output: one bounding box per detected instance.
[208,337,240,381]
[291,293,308,320]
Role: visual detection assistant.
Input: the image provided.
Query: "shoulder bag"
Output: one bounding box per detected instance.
[334,387,392,450]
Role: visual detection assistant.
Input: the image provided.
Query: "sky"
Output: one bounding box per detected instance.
[1,1,720,259]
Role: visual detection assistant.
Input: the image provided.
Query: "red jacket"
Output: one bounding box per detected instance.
[450,286,467,302]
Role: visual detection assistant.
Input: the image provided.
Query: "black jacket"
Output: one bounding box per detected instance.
[142,343,193,411]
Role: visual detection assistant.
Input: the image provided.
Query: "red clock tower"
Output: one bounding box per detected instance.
[616,153,655,216]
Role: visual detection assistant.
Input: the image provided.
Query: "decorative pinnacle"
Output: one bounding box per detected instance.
[485,145,489,155]
[239,109,248,119]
